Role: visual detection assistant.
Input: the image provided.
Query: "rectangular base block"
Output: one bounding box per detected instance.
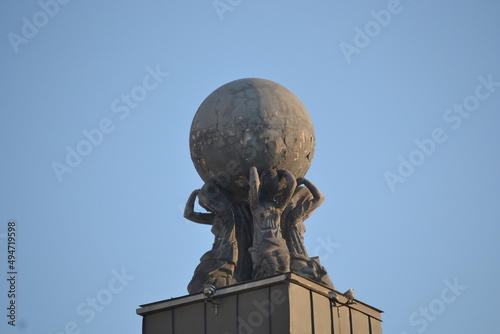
[137,273,383,334]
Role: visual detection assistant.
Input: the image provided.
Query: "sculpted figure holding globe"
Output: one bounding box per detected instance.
[185,78,334,294]
[282,178,334,287]
[248,167,296,279]
[184,177,238,293]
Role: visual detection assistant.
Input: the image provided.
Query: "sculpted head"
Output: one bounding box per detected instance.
[198,177,228,213]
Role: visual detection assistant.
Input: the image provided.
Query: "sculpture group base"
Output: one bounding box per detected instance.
[137,273,383,334]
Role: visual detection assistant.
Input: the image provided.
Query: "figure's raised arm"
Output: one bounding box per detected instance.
[248,166,260,209]
[276,169,297,210]
[183,189,215,225]
[296,177,325,213]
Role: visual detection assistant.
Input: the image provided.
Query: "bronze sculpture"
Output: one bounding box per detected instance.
[282,178,334,287]
[185,78,334,294]
[248,167,296,279]
[184,178,238,293]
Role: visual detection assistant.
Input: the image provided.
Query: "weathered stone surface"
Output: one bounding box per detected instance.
[184,178,238,294]
[190,78,315,203]
[185,78,333,293]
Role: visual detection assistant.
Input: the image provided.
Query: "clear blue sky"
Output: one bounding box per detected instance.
[1,1,499,333]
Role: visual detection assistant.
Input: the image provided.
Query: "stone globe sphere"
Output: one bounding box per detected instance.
[189,78,315,202]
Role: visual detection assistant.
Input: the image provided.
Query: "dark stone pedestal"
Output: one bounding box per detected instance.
[137,273,383,334]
